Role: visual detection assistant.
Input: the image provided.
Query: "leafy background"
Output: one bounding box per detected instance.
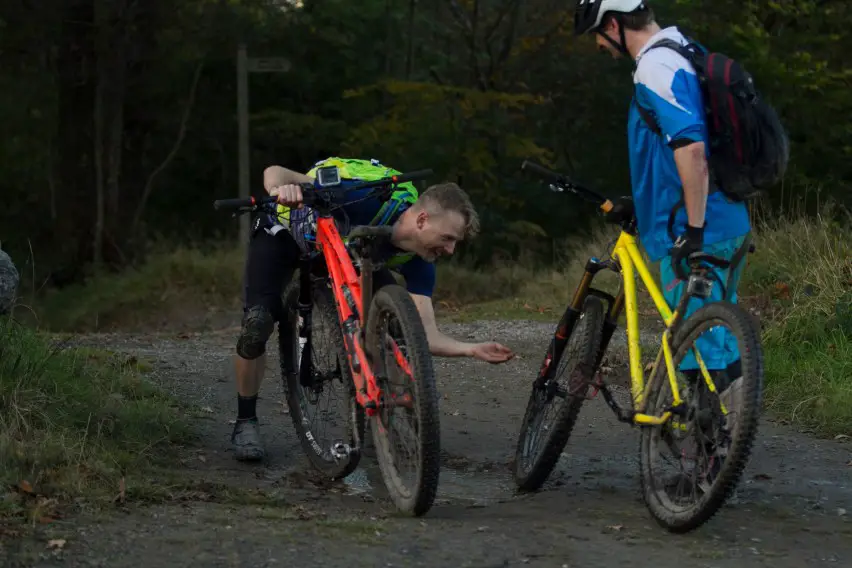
[1,0,849,286]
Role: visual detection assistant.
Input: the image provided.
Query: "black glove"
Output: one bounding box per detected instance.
[604,196,635,226]
[670,223,704,280]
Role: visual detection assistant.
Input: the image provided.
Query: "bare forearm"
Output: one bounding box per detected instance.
[673,142,709,227]
[263,165,312,192]
[425,327,475,358]
[411,293,474,357]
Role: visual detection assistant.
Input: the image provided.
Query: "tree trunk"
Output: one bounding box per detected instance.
[405,0,417,79]
[106,0,131,223]
[384,0,394,79]
[92,0,109,268]
[131,61,205,234]
[54,0,96,278]
[469,0,479,88]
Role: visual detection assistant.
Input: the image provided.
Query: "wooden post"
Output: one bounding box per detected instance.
[236,46,291,245]
[237,43,250,245]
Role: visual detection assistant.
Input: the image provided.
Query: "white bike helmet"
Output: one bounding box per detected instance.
[574,0,647,35]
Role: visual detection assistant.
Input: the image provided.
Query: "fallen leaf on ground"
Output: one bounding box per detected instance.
[834,434,849,441]
[200,406,214,413]
[17,480,34,494]
[606,524,624,531]
[47,539,66,550]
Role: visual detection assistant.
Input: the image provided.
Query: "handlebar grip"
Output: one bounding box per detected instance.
[520,160,562,184]
[214,197,257,210]
[214,195,280,211]
[393,169,434,184]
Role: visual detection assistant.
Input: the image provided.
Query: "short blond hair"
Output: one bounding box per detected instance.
[416,182,481,239]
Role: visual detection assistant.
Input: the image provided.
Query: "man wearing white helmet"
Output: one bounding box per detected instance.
[573,0,752,494]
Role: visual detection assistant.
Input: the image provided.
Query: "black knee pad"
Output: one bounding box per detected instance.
[236,305,275,360]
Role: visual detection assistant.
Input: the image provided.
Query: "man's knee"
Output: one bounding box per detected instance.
[237,305,276,360]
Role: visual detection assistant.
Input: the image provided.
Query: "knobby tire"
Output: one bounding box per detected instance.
[513,295,605,491]
[365,284,441,517]
[639,300,763,533]
[279,277,365,479]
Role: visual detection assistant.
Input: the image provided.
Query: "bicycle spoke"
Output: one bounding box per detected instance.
[640,304,763,532]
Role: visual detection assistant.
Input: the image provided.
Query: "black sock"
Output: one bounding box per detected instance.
[237,394,258,421]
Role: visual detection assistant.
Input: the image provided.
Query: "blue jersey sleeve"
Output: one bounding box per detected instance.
[396,256,436,297]
[634,49,707,146]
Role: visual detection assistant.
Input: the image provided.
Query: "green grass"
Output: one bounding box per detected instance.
[0,319,191,526]
[737,211,852,436]
[24,242,245,332]
[17,211,852,436]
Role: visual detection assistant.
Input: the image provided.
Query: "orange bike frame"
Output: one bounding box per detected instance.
[313,216,381,415]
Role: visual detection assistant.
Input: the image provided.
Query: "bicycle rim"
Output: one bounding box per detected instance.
[280,278,364,479]
[639,300,763,533]
[365,284,440,517]
[513,295,604,491]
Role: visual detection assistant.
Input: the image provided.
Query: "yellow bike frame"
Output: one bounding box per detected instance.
[566,228,727,429]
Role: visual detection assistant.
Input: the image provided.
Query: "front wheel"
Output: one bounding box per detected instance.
[639,300,763,533]
[513,295,605,491]
[365,284,441,517]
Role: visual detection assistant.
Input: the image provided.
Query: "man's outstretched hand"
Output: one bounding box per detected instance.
[469,342,515,364]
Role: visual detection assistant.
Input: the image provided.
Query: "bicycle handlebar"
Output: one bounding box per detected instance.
[520,160,614,214]
[213,168,435,212]
[213,196,259,210]
[520,159,734,273]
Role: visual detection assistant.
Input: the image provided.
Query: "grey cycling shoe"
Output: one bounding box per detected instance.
[236,305,275,360]
[231,418,266,462]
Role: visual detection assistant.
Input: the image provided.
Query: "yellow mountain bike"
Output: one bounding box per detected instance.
[513,161,764,533]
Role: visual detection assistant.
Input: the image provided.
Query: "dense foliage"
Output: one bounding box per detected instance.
[1,0,849,285]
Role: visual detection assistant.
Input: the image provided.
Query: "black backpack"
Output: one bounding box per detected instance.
[635,38,790,202]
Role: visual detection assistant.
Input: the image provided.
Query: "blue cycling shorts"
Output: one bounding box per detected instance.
[660,233,750,371]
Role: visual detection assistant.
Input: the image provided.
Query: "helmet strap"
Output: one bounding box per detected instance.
[596,14,631,58]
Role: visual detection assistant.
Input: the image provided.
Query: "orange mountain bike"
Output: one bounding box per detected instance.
[214,169,441,516]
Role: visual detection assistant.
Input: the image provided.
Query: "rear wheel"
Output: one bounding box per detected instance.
[639,301,763,533]
[365,284,441,517]
[513,295,604,491]
[279,277,364,479]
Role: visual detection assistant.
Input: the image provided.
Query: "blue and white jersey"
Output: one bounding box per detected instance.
[628,26,751,262]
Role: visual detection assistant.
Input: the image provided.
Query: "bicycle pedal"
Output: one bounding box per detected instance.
[330,441,359,462]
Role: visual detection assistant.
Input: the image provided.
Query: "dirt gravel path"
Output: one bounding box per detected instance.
[5,319,851,567]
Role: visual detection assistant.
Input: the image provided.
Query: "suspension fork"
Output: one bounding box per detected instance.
[596,288,625,369]
[537,257,617,386]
